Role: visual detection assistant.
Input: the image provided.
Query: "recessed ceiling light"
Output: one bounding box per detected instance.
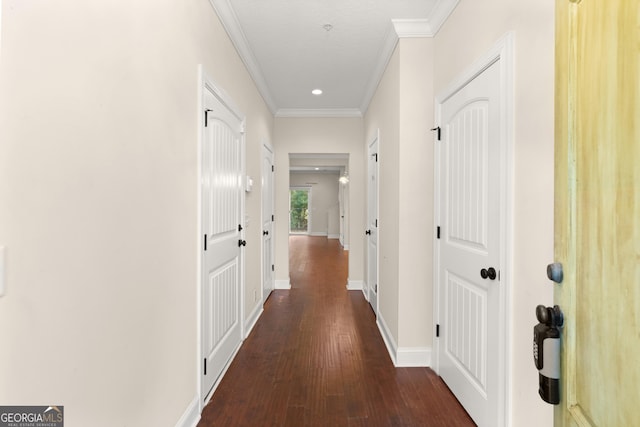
[314,167,320,170]
[312,89,323,96]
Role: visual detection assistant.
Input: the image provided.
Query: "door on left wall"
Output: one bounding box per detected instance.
[201,81,245,401]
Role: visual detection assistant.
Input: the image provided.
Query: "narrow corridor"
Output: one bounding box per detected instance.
[199,236,475,426]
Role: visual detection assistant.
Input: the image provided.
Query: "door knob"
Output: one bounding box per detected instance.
[546,262,563,283]
[238,240,247,247]
[365,230,371,235]
[480,267,497,280]
[263,230,269,236]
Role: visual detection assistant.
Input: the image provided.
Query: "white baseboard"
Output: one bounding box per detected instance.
[376,314,432,367]
[346,279,363,290]
[377,313,398,366]
[244,302,263,338]
[275,279,291,289]
[309,231,328,237]
[343,244,350,250]
[396,347,432,367]
[328,234,340,239]
[174,396,200,427]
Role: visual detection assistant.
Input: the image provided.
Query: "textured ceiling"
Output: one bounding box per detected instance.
[211,0,459,117]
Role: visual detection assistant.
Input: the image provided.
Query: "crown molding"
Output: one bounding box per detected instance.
[359,1,459,115]
[392,19,435,37]
[275,108,363,118]
[210,0,459,118]
[208,0,278,114]
[359,23,400,115]
[426,0,461,35]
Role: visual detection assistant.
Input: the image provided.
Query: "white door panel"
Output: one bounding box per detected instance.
[437,60,501,426]
[201,83,244,401]
[367,134,379,314]
[262,144,274,302]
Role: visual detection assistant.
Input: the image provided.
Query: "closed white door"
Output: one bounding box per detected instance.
[261,144,274,302]
[437,60,501,426]
[201,83,244,401]
[367,135,379,315]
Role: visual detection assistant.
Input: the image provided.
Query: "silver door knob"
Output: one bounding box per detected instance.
[546,263,563,283]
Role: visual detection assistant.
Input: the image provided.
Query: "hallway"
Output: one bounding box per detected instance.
[198,236,475,426]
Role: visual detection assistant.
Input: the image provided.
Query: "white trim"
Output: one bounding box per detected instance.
[376,313,398,366]
[360,24,399,114]
[396,347,432,367]
[433,32,514,427]
[207,0,277,113]
[309,232,328,237]
[346,279,363,291]
[244,303,263,338]
[327,234,340,239]
[422,0,460,36]
[276,108,362,118]
[174,397,200,427]
[392,19,435,37]
[360,2,460,114]
[209,0,459,117]
[361,281,369,301]
[275,279,291,290]
[196,66,205,416]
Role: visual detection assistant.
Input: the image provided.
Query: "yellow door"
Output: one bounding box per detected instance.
[555,0,640,426]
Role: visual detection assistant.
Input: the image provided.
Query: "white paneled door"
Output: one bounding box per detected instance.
[367,134,379,315]
[201,80,245,401]
[437,59,502,426]
[262,144,275,303]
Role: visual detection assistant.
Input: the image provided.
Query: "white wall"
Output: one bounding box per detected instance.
[289,172,341,237]
[274,118,364,287]
[434,2,555,426]
[363,37,435,356]
[0,0,272,425]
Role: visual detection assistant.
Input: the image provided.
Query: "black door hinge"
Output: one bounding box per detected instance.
[204,234,207,251]
[272,165,274,172]
[204,359,207,375]
[437,226,441,239]
[272,214,275,221]
[375,153,378,162]
[375,219,378,227]
[436,324,440,337]
[272,264,275,272]
[238,224,243,232]
[205,109,212,127]
[431,126,441,141]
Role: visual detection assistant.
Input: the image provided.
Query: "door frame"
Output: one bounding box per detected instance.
[262,142,275,303]
[432,33,514,426]
[366,130,380,315]
[197,65,246,409]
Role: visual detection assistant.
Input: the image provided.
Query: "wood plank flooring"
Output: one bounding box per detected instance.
[198,236,476,426]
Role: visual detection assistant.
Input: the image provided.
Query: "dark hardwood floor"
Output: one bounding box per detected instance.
[198,235,475,426]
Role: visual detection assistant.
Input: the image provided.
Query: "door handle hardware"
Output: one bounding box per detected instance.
[365,230,371,235]
[238,240,247,247]
[480,267,497,280]
[546,263,563,283]
[263,230,269,236]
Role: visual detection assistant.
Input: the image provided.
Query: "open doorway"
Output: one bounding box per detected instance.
[288,153,350,283]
